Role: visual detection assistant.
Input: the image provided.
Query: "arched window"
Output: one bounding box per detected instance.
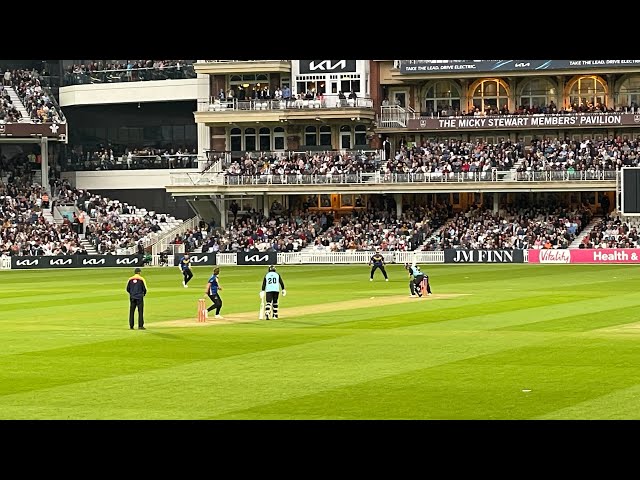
[259,127,271,151]
[274,126,285,150]
[230,127,242,152]
[617,76,640,110]
[320,125,332,146]
[340,125,351,149]
[245,127,256,151]
[305,126,317,146]
[422,80,461,116]
[471,79,509,113]
[518,78,558,112]
[354,124,367,147]
[567,76,607,110]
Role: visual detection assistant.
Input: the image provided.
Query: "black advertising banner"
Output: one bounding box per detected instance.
[11,256,76,269]
[236,251,277,266]
[399,60,640,74]
[298,60,357,74]
[11,255,146,269]
[406,113,640,131]
[172,253,217,266]
[443,249,524,264]
[0,121,67,139]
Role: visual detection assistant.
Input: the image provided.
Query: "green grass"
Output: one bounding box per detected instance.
[1,263,640,419]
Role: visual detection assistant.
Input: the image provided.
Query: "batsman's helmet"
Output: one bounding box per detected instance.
[268,265,276,272]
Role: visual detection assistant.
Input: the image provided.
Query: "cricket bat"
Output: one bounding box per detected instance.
[258,296,265,320]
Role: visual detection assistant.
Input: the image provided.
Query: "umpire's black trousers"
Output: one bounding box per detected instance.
[129,298,144,328]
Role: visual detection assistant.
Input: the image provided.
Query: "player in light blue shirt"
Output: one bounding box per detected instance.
[260,265,286,320]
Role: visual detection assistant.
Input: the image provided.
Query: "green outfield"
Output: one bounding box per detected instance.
[1,263,640,419]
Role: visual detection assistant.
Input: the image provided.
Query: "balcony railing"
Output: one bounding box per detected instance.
[61,154,201,171]
[170,169,618,186]
[198,95,374,112]
[63,64,197,86]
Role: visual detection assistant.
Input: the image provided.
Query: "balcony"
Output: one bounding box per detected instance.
[194,96,376,124]
[194,60,291,75]
[167,169,617,195]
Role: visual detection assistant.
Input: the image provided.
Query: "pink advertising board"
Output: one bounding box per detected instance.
[528,249,640,264]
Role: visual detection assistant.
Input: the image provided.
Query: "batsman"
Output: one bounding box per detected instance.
[260,265,286,320]
[406,263,432,297]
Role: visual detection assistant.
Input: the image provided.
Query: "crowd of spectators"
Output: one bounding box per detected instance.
[581,215,640,249]
[307,205,450,252]
[64,60,196,84]
[423,204,593,251]
[199,209,321,254]
[212,137,640,182]
[62,145,198,171]
[0,182,86,256]
[515,137,640,177]
[54,180,170,254]
[1,68,64,123]
[223,151,381,178]
[384,140,522,177]
[0,84,22,123]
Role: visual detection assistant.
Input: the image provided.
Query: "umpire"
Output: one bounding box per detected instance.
[126,267,147,330]
[369,250,389,281]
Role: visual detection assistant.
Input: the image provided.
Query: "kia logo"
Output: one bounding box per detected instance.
[15,259,38,266]
[116,258,140,265]
[515,62,531,68]
[50,258,73,265]
[245,254,269,262]
[82,258,105,265]
[308,60,346,71]
[189,256,209,263]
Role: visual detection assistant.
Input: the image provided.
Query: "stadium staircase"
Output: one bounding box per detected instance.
[79,237,99,255]
[5,86,31,122]
[568,216,601,248]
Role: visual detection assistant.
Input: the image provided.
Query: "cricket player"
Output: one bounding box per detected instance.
[406,263,431,297]
[178,252,194,288]
[369,250,389,281]
[204,267,223,319]
[260,265,286,320]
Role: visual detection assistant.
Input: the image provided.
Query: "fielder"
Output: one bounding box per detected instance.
[178,252,194,288]
[369,250,389,282]
[204,267,223,319]
[260,265,286,320]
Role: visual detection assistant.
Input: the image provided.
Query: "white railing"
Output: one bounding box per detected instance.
[200,96,374,112]
[216,253,237,265]
[379,105,408,127]
[171,169,618,186]
[149,216,201,255]
[0,256,11,270]
[169,251,444,265]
